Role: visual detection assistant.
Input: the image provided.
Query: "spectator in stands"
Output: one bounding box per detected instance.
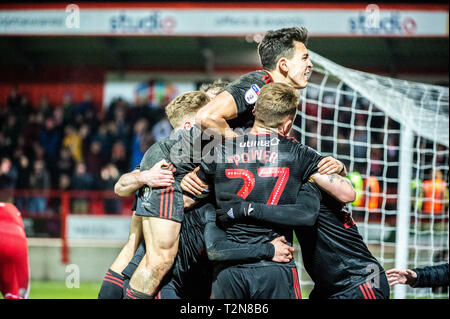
[99,163,121,215]
[6,86,21,111]
[85,140,107,179]
[16,95,33,128]
[28,159,50,214]
[39,117,61,184]
[110,141,128,175]
[14,155,31,212]
[78,123,93,161]
[129,118,152,171]
[94,122,113,160]
[2,114,20,155]
[0,157,17,203]
[56,146,75,183]
[38,95,53,120]
[110,105,131,145]
[74,92,97,127]
[61,92,76,126]
[23,112,43,155]
[63,125,83,163]
[70,162,94,214]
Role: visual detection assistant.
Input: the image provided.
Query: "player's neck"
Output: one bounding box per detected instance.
[251,123,280,135]
[265,69,290,85]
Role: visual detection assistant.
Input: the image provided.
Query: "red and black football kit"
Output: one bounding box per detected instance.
[198,131,324,298]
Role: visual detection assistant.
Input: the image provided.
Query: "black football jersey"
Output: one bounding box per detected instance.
[224,70,274,129]
[200,131,324,268]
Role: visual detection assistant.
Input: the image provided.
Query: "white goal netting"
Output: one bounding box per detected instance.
[292,51,449,299]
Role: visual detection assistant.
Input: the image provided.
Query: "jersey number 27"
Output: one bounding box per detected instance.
[225,167,289,205]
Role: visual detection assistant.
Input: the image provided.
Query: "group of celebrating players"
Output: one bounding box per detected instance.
[97,26,390,300]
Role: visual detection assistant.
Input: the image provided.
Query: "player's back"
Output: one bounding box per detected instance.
[204,131,323,265]
[295,182,384,297]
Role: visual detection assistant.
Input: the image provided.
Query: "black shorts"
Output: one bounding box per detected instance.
[121,242,145,280]
[135,177,185,223]
[211,265,302,299]
[329,272,390,299]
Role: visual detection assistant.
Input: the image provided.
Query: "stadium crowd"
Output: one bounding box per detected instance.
[0,87,172,215]
[1,84,447,216]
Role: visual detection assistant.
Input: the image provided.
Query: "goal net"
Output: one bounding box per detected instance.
[291,51,449,299]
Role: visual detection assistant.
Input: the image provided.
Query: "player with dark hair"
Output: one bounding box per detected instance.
[196,27,312,137]
[0,202,29,299]
[185,82,355,298]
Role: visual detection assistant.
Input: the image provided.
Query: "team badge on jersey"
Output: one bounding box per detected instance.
[244,84,261,104]
[142,185,152,200]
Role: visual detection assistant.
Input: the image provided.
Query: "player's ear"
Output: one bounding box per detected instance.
[278,58,288,74]
[252,107,255,115]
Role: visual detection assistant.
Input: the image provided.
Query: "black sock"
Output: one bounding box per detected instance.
[98,269,125,299]
[124,286,153,299]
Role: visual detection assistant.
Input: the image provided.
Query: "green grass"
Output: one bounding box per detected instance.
[28,281,102,299]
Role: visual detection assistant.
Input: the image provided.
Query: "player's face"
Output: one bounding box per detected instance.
[285,41,313,89]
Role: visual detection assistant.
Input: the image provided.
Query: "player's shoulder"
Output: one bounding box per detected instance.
[140,138,170,168]
[237,70,273,86]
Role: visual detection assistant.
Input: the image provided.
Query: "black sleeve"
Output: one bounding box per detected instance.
[250,183,321,227]
[224,71,267,116]
[204,209,274,262]
[412,263,449,288]
[296,144,325,183]
[197,144,219,184]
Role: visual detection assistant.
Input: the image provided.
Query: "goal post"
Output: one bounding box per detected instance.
[292,51,449,299]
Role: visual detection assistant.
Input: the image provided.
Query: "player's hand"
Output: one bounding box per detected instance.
[317,156,345,176]
[386,269,418,287]
[180,167,208,196]
[215,202,251,227]
[138,160,175,188]
[271,236,295,263]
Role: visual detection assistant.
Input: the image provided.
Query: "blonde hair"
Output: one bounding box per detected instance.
[165,91,210,129]
[254,82,300,128]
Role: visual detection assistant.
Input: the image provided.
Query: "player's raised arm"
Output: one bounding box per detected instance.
[195,91,239,139]
[114,160,174,197]
[310,172,356,203]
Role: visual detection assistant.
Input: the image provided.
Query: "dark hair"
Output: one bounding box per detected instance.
[258,27,308,71]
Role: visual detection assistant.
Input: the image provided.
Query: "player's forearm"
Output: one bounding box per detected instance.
[204,221,274,262]
[250,193,320,227]
[197,113,235,138]
[114,170,143,197]
[311,173,356,203]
